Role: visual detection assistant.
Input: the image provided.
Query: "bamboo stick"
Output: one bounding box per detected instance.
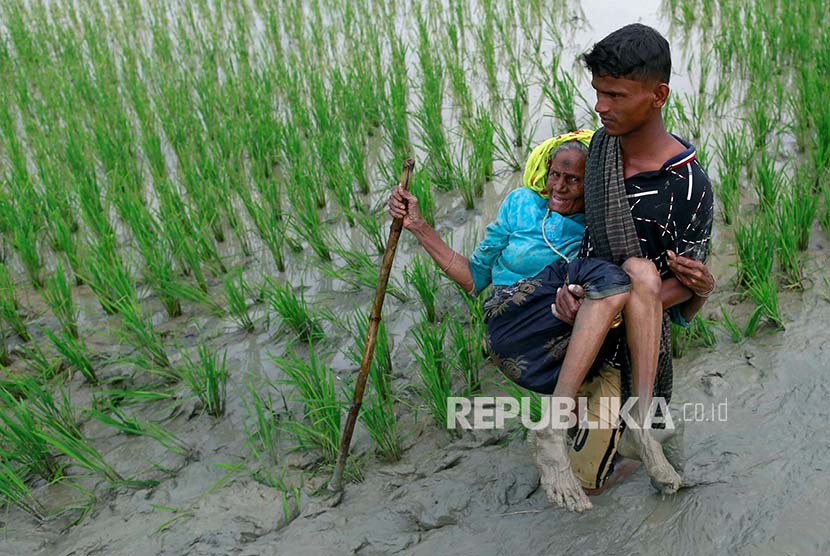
[329,158,415,491]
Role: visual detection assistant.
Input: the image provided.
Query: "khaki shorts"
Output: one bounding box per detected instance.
[569,365,623,489]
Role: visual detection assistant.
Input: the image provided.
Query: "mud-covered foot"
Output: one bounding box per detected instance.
[530,428,593,512]
[631,428,682,494]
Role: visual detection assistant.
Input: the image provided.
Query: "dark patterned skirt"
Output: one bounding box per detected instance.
[484,258,631,394]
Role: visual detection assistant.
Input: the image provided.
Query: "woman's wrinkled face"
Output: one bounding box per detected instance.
[542,148,586,215]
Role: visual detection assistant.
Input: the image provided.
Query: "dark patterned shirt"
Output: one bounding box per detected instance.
[581,136,714,367]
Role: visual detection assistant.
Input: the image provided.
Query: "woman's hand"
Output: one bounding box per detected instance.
[667,250,714,298]
[552,284,585,325]
[388,185,424,231]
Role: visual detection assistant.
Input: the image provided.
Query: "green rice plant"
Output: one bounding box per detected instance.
[788,170,819,251]
[463,106,496,191]
[325,247,407,302]
[273,345,342,463]
[241,380,281,466]
[411,319,453,433]
[35,418,130,487]
[753,151,782,215]
[117,299,171,369]
[10,211,44,290]
[240,177,287,272]
[734,213,775,290]
[671,316,717,358]
[821,182,830,233]
[454,153,477,210]
[178,344,229,418]
[80,236,136,316]
[448,316,485,395]
[0,460,46,520]
[506,82,531,150]
[445,47,473,119]
[404,255,441,323]
[0,385,61,481]
[0,264,29,341]
[44,328,97,385]
[409,171,436,228]
[354,204,386,254]
[775,181,812,287]
[290,186,333,262]
[475,3,499,97]
[262,277,325,342]
[42,263,78,338]
[494,120,523,171]
[382,35,412,161]
[87,401,189,457]
[357,382,400,462]
[541,53,580,132]
[715,130,748,225]
[224,267,255,332]
[344,306,393,400]
[747,87,774,150]
[717,306,744,343]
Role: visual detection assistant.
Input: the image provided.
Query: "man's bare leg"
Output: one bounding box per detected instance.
[620,258,682,493]
[535,292,628,512]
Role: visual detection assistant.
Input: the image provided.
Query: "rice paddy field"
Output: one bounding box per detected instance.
[0,0,828,554]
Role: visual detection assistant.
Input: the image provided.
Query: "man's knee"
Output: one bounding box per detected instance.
[622,257,661,297]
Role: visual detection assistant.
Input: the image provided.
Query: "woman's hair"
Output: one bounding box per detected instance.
[548,140,588,168]
[581,23,671,84]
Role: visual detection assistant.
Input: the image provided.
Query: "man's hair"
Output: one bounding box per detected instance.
[581,24,671,84]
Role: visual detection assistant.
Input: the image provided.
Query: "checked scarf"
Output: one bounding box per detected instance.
[581,128,674,409]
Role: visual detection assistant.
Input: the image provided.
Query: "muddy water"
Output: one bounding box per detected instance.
[2,0,830,555]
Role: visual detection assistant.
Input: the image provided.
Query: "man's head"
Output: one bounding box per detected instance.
[581,24,672,136]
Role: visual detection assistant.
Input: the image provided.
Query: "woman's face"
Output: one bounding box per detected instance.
[542,148,586,215]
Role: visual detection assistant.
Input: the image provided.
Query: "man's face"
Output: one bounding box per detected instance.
[591,74,660,136]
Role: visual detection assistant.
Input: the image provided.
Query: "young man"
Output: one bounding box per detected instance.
[538,23,716,512]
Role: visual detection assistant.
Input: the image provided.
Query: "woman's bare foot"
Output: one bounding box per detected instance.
[629,427,682,493]
[530,427,593,512]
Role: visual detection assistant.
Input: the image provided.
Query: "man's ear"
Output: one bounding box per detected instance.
[653,82,670,109]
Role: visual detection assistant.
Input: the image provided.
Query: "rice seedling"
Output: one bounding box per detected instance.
[445,47,473,119]
[273,345,342,463]
[734,213,775,290]
[290,186,333,262]
[117,299,171,370]
[240,177,287,272]
[753,151,782,215]
[671,316,717,358]
[411,318,453,433]
[409,171,436,228]
[42,263,79,338]
[404,255,441,323]
[178,344,229,418]
[466,106,496,191]
[262,277,325,342]
[541,53,581,132]
[325,247,407,302]
[241,380,281,466]
[715,129,748,225]
[87,400,190,457]
[775,181,813,287]
[357,381,401,462]
[382,35,412,162]
[475,2,499,97]
[0,263,29,341]
[44,328,97,385]
[448,316,485,395]
[344,306,393,400]
[0,460,46,520]
[354,204,386,255]
[224,267,255,332]
[0,385,61,481]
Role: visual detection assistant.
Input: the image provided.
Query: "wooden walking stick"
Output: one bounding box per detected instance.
[329,159,415,492]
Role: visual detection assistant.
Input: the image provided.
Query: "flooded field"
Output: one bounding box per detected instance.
[0,0,828,554]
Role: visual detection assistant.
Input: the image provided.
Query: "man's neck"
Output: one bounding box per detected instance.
[619,118,685,179]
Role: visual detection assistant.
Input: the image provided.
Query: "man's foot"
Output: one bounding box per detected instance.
[530,428,593,512]
[629,428,682,494]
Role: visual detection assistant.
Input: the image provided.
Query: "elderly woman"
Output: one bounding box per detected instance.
[390,130,712,511]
